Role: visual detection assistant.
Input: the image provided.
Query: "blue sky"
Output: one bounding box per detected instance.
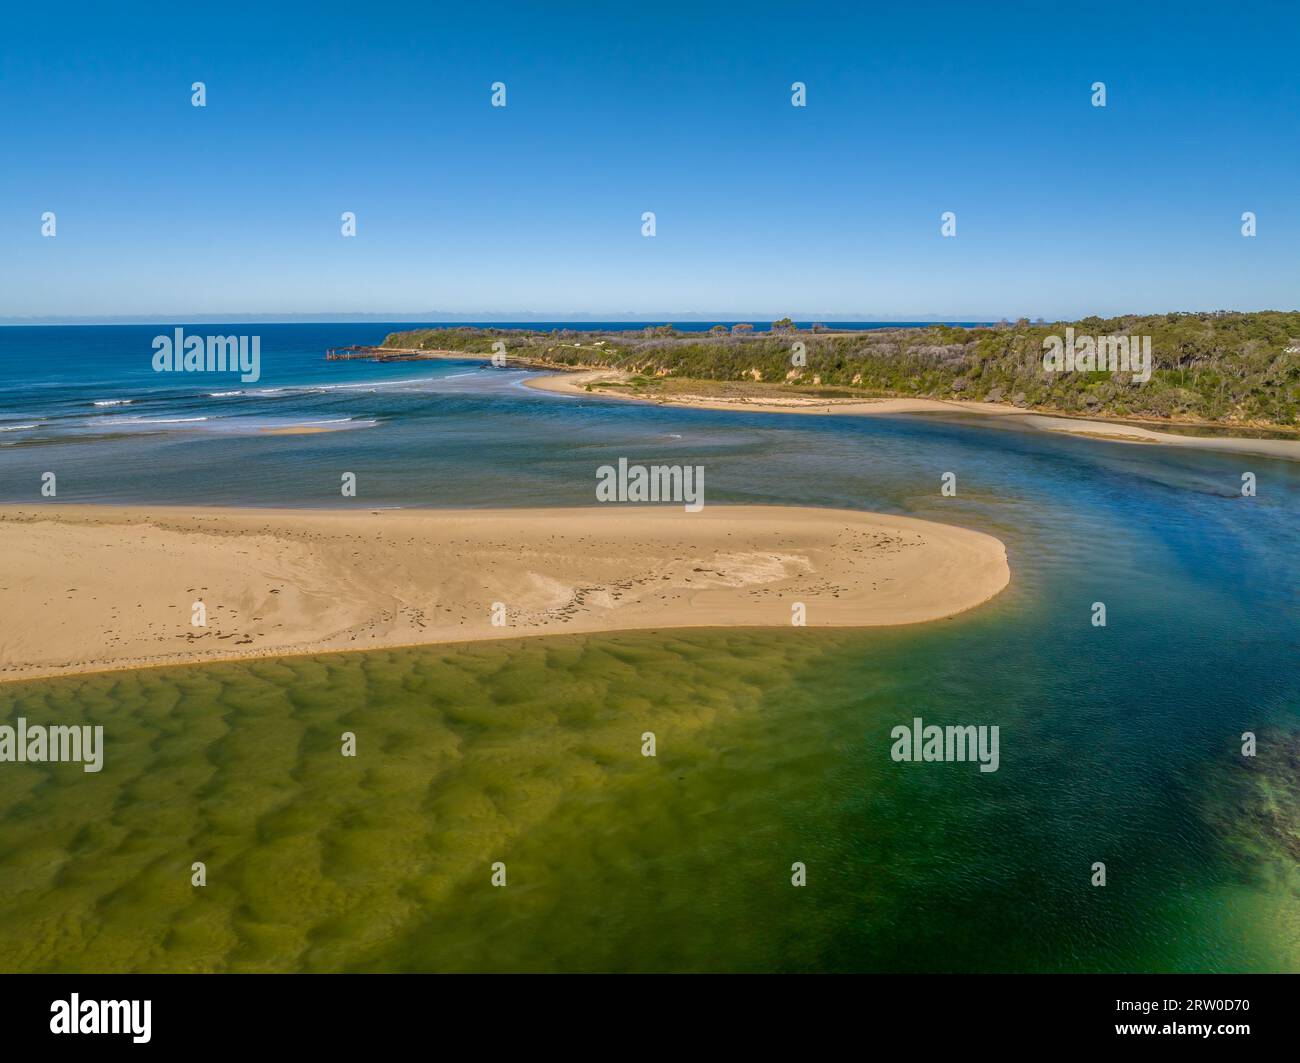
[2,1,1297,321]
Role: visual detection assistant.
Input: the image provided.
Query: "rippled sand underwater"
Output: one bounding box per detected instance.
[1,622,1295,973]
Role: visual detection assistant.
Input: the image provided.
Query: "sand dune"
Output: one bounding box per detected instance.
[0,504,1009,682]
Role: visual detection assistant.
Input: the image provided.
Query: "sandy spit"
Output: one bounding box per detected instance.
[0,504,1009,682]
[524,370,1300,461]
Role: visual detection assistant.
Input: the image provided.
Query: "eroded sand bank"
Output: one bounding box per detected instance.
[0,504,1010,681]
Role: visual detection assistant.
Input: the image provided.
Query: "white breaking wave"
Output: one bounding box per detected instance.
[92,399,133,407]
[116,416,210,424]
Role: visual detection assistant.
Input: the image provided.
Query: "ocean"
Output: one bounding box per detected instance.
[0,323,1296,971]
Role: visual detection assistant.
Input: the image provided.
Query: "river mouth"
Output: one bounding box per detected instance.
[0,325,1296,972]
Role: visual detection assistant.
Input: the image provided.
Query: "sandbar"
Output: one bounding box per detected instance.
[0,504,1010,682]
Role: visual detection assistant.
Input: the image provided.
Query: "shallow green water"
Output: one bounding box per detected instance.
[0,614,1294,972]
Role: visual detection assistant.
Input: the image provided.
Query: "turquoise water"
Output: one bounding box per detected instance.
[0,324,1296,971]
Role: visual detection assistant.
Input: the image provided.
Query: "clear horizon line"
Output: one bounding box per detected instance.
[3,308,1282,327]
[0,314,1009,327]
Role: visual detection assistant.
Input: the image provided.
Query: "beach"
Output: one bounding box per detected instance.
[524,369,1300,461]
[0,504,1010,681]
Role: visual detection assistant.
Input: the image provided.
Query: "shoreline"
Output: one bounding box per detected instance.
[0,504,1010,683]
[522,368,1300,461]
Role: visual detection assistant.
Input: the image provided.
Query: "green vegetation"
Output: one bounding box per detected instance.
[385,312,1300,426]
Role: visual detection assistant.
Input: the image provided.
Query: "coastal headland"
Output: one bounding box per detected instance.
[364,319,1300,461]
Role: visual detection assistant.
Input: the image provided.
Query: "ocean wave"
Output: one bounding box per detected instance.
[0,423,41,432]
[314,375,438,390]
[92,399,133,407]
[284,417,378,428]
[200,375,442,400]
[114,416,211,424]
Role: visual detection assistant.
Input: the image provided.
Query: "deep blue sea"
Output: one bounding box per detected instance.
[0,321,984,506]
[0,321,966,463]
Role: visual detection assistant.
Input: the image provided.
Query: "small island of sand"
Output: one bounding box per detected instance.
[0,505,1009,682]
